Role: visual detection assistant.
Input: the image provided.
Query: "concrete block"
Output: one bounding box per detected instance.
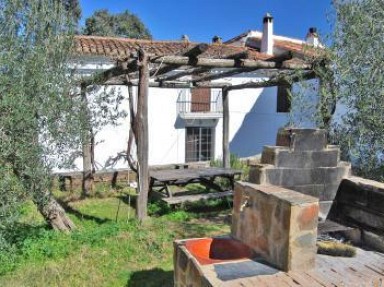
[276,128,327,151]
[261,145,340,168]
[323,162,351,183]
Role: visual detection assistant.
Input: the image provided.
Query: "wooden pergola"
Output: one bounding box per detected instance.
[78,38,322,220]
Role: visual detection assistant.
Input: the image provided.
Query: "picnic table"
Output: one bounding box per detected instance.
[149,167,242,205]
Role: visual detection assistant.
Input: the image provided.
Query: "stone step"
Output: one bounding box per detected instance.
[276,128,327,151]
[261,145,340,168]
[249,162,351,187]
[288,183,340,201]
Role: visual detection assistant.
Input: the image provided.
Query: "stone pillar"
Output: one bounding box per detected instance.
[232,181,319,272]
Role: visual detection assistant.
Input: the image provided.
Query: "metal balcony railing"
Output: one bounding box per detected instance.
[176,90,223,114]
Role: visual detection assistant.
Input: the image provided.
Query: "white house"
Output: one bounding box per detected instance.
[70,14,321,170]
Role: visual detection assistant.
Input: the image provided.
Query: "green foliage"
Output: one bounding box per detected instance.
[211,153,249,181]
[84,9,152,39]
[330,0,384,180]
[60,0,81,24]
[286,0,384,180]
[0,0,82,234]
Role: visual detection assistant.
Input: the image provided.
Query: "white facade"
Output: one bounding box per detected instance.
[70,35,319,170]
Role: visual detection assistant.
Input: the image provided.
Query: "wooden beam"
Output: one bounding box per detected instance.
[226,70,317,91]
[104,76,230,88]
[149,43,209,78]
[192,68,252,83]
[81,60,137,86]
[136,49,150,222]
[151,56,312,70]
[156,66,208,82]
[222,89,230,168]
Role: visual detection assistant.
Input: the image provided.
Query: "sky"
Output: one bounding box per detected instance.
[79,0,333,43]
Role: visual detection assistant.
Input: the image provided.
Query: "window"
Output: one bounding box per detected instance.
[277,83,292,113]
[191,88,211,112]
[185,127,214,162]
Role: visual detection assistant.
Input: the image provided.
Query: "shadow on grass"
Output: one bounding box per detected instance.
[126,268,173,287]
[56,198,110,225]
[117,193,137,207]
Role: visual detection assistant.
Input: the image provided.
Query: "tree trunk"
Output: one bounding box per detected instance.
[33,191,76,232]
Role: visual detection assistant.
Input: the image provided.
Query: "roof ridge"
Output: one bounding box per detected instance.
[74,35,200,45]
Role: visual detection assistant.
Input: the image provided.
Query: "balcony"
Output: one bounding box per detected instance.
[177,89,223,120]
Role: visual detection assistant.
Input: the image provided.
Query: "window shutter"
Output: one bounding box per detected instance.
[277,84,291,113]
[191,88,211,112]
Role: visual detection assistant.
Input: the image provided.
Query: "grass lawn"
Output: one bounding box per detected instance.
[0,187,231,287]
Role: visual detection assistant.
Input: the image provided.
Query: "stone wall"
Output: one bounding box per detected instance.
[249,128,351,218]
[174,240,212,287]
[231,181,318,272]
[329,177,384,251]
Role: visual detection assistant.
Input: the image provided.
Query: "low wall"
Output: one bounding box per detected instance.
[232,182,319,271]
[329,177,384,251]
[52,162,210,191]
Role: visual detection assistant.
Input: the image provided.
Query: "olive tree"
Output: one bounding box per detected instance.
[0,0,84,232]
[330,0,384,180]
[289,0,384,180]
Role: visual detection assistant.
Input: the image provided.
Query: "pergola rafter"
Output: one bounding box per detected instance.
[78,40,323,221]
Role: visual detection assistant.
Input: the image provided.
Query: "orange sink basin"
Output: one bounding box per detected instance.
[184,237,254,265]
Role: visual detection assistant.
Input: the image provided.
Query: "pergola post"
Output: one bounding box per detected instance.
[81,83,94,196]
[136,49,150,221]
[222,88,230,168]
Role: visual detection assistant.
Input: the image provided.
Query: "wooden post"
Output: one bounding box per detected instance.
[136,49,150,222]
[222,88,230,168]
[81,83,94,196]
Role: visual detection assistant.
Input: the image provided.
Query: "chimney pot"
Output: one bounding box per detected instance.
[306,27,319,47]
[261,13,274,55]
[181,34,190,42]
[212,35,222,44]
[263,13,273,23]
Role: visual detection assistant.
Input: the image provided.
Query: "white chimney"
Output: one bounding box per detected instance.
[261,13,274,55]
[306,27,319,47]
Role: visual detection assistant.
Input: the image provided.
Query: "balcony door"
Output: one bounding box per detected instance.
[185,127,214,162]
[191,88,211,112]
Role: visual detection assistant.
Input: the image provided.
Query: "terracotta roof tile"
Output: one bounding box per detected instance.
[73,35,274,61]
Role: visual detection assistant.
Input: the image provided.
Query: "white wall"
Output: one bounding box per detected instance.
[148,88,185,165]
[69,57,319,170]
